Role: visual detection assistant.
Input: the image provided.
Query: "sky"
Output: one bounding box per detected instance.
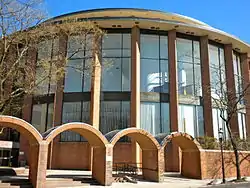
[44,0,250,43]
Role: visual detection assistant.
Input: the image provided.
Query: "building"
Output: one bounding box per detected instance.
[1,8,250,172]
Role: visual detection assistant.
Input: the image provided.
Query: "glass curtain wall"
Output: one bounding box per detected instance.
[140,34,168,93]
[176,37,204,137]
[31,103,54,133]
[176,38,201,96]
[140,102,170,135]
[178,105,204,137]
[64,35,92,92]
[60,101,90,141]
[209,44,228,138]
[140,33,170,136]
[233,53,243,101]
[209,44,226,99]
[238,112,247,139]
[101,33,131,91]
[99,32,131,138]
[61,34,93,141]
[35,39,59,95]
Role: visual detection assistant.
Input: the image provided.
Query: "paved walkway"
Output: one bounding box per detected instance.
[2,169,250,188]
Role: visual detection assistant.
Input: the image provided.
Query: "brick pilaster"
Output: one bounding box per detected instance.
[241,53,250,136]
[224,44,239,135]
[200,36,213,136]
[130,26,141,165]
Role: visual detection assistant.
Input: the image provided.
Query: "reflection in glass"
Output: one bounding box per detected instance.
[233,53,243,102]
[140,102,170,136]
[100,101,130,141]
[209,45,226,99]
[178,105,204,138]
[238,113,246,139]
[61,101,90,142]
[31,103,54,133]
[140,34,169,93]
[101,33,131,91]
[177,38,201,96]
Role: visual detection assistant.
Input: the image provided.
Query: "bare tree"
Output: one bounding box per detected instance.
[208,62,250,181]
[0,0,104,118]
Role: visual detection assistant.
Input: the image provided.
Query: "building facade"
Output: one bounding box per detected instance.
[1,8,250,170]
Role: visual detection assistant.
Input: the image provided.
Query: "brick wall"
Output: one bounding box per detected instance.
[50,142,133,169]
[200,150,250,179]
[51,142,90,169]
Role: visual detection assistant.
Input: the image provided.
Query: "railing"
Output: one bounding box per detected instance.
[113,162,142,175]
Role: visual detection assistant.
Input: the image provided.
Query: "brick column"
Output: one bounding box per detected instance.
[241,53,250,136]
[92,144,113,186]
[130,26,141,165]
[200,36,213,136]
[88,35,102,171]
[142,148,164,182]
[168,30,178,131]
[224,44,239,135]
[29,141,48,188]
[20,47,37,165]
[166,30,180,172]
[49,34,68,169]
[90,35,101,129]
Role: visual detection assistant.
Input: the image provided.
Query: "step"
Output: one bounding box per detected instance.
[0,184,32,188]
[46,181,84,186]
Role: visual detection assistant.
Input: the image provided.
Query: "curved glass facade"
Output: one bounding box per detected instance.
[30,26,247,141]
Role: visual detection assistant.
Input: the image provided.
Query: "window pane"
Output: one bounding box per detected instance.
[161,103,170,134]
[178,105,195,137]
[178,62,194,95]
[47,103,54,131]
[194,64,202,96]
[67,35,85,58]
[121,58,131,91]
[194,41,200,64]
[102,58,121,91]
[141,34,159,59]
[35,66,49,95]
[31,104,47,133]
[37,40,52,60]
[83,59,91,92]
[209,45,220,68]
[159,60,169,93]
[196,106,204,137]
[140,59,160,92]
[103,34,122,49]
[123,34,131,49]
[140,102,161,136]
[82,101,90,124]
[100,101,130,134]
[177,38,192,63]
[64,59,83,92]
[160,36,168,59]
[61,102,82,142]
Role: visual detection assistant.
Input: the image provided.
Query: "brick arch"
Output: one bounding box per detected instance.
[0,115,42,144]
[108,128,162,182]
[44,122,108,147]
[42,123,112,186]
[0,115,44,188]
[109,128,160,150]
[159,132,202,179]
[160,132,201,151]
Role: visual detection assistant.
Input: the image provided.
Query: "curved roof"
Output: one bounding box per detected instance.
[46,8,250,53]
[48,8,210,27]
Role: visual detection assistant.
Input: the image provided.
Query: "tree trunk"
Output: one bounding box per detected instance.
[232,139,241,180]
